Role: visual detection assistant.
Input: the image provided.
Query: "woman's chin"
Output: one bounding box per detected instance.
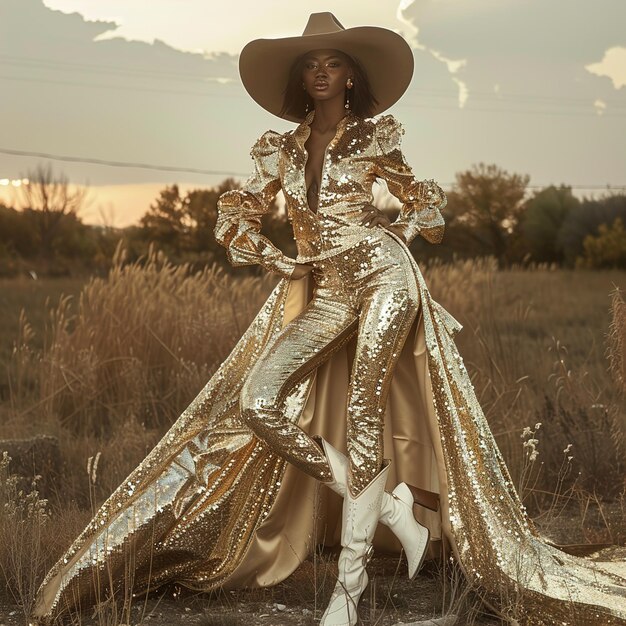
[309,90,339,102]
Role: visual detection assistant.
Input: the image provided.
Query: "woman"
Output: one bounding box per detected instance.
[32,12,626,626]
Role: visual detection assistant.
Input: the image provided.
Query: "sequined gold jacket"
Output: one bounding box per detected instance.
[215,110,447,278]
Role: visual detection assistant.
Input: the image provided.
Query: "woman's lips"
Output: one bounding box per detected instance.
[314,82,328,90]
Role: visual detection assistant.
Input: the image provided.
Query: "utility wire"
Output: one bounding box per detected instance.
[2,64,626,117]
[0,74,238,99]
[0,147,249,177]
[3,73,624,119]
[0,53,233,82]
[2,53,626,110]
[2,147,625,191]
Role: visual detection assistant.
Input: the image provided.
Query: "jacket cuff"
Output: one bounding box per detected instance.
[419,224,445,244]
[270,256,298,279]
[388,221,419,246]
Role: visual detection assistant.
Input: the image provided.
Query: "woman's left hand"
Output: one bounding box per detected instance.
[360,204,406,243]
[360,204,390,228]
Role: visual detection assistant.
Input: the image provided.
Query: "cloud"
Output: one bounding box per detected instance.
[1,0,254,189]
[397,0,469,106]
[586,46,626,90]
[42,1,412,56]
[400,0,626,113]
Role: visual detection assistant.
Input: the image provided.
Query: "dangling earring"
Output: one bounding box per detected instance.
[345,78,354,110]
[303,83,310,115]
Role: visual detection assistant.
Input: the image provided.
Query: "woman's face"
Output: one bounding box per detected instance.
[301,48,352,103]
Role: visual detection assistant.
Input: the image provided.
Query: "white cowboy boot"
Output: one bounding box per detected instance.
[320,459,390,626]
[381,481,431,579]
[314,435,430,580]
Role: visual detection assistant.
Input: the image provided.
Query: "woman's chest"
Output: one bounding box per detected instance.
[279,135,378,213]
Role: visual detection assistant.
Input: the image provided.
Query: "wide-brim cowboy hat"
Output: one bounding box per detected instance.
[239,12,414,123]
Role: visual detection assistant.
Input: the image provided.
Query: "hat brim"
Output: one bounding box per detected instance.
[239,26,414,123]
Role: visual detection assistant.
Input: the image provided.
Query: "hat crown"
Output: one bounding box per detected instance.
[302,12,345,36]
[239,12,414,122]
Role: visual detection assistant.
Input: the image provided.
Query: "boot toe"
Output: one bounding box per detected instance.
[407,523,430,579]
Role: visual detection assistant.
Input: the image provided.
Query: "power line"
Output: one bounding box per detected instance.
[3,72,624,119]
[2,147,625,191]
[0,53,233,82]
[2,66,626,118]
[3,53,626,111]
[0,147,249,177]
[395,101,626,118]
[0,74,237,100]
[405,86,626,108]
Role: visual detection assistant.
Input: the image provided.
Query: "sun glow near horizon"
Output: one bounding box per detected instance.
[0,181,197,228]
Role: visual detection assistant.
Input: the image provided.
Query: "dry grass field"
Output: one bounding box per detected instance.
[0,246,624,625]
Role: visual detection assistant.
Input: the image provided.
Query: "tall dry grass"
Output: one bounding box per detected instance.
[435,263,625,503]
[1,243,285,624]
[0,247,624,624]
[2,242,278,506]
[0,451,51,621]
[6,242,274,435]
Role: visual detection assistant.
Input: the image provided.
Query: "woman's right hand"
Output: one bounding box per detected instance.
[290,263,314,280]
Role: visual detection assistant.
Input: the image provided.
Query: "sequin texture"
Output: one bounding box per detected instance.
[31,112,626,625]
[240,230,419,493]
[215,110,447,272]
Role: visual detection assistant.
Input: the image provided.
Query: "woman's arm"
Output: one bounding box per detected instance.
[372,114,447,246]
[215,130,298,279]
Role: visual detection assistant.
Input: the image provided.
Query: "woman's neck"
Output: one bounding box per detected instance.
[310,100,348,133]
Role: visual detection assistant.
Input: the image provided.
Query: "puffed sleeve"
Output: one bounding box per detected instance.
[373,114,446,245]
[215,129,297,278]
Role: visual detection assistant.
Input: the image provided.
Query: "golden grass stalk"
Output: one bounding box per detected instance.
[607,286,626,394]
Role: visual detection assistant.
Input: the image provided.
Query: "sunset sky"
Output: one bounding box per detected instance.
[1,0,625,227]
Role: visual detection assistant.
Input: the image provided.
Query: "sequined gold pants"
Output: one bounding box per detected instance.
[240,230,420,494]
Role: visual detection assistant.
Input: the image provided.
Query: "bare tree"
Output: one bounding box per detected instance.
[16,162,91,259]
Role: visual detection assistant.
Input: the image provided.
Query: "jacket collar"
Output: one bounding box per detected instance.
[293,109,355,153]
